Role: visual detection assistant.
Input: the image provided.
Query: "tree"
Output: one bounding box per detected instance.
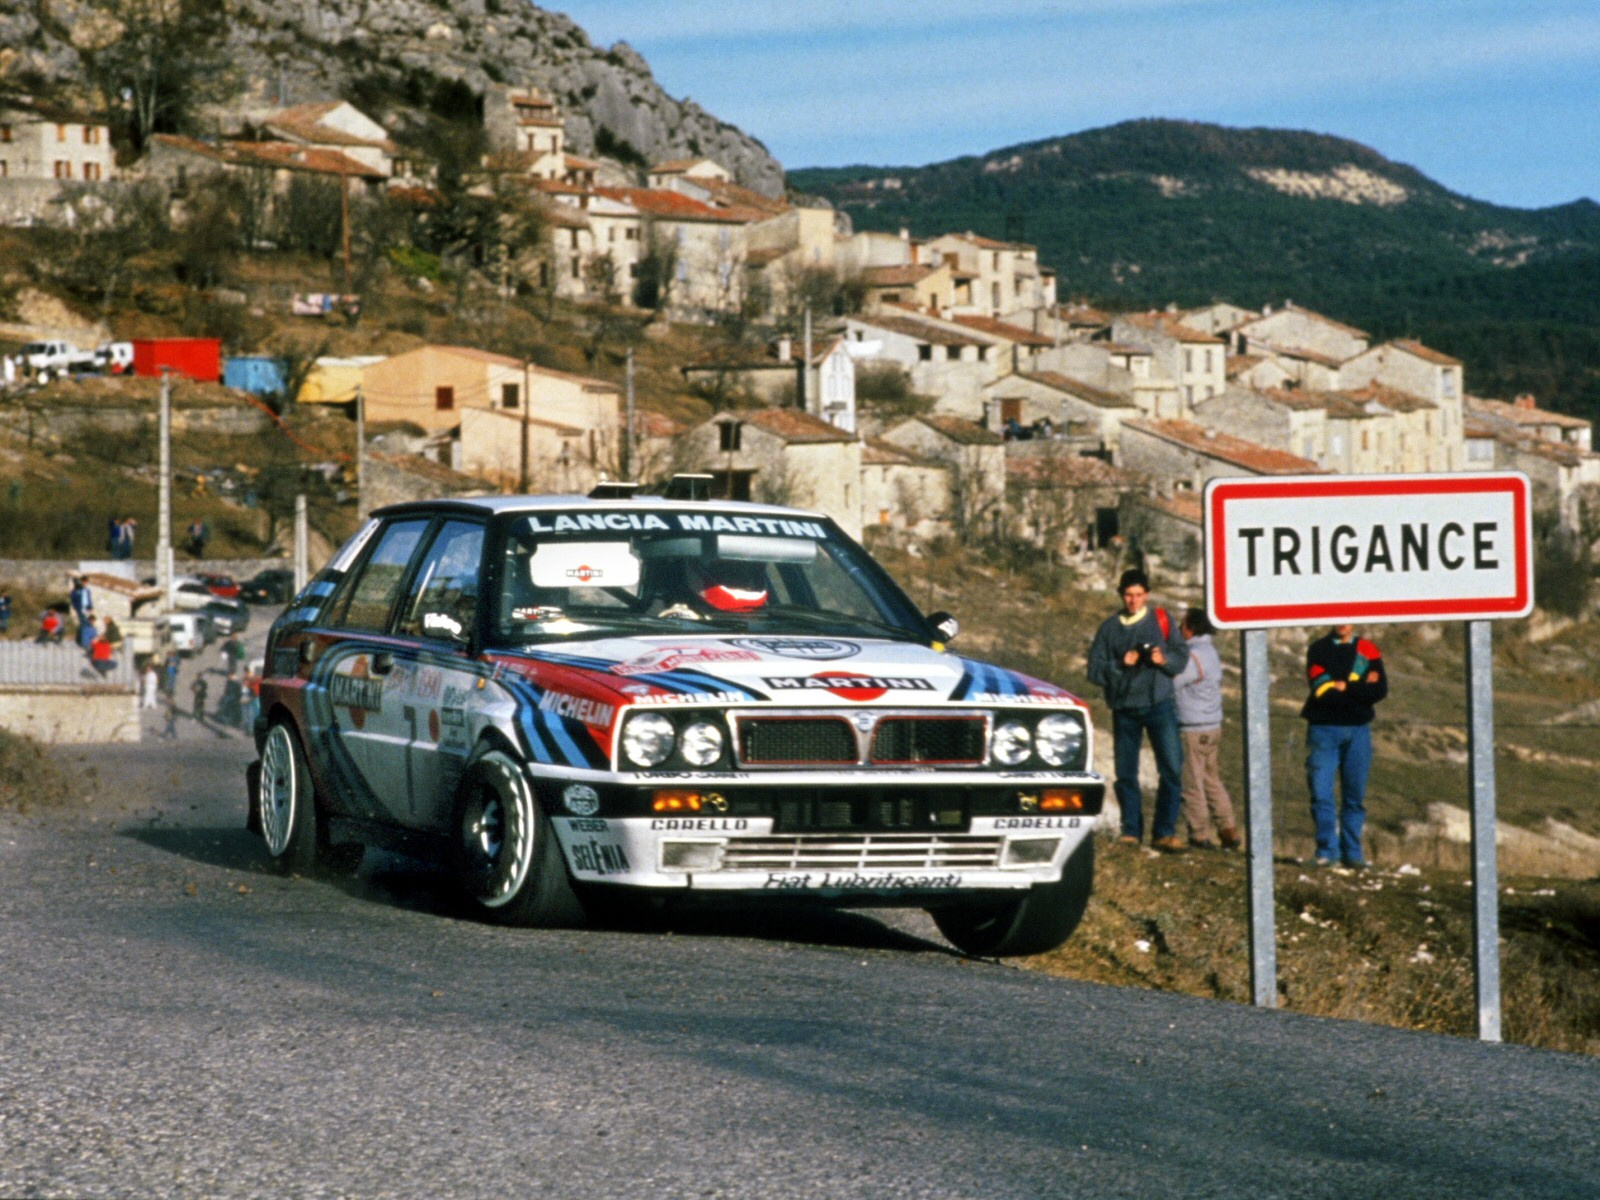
[35,179,170,313]
[275,176,345,259]
[51,0,236,151]
[632,224,679,312]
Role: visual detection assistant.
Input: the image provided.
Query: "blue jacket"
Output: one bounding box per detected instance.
[1087,605,1188,712]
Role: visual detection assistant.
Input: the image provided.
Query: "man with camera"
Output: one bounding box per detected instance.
[1087,568,1191,852]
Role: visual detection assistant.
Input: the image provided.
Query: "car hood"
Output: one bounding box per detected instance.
[494,634,1083,708]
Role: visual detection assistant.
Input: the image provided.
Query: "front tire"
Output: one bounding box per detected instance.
[453,751,584,927]
[932,837,1094,957]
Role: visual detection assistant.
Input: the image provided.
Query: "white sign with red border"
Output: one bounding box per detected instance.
[1204,472,1533,628]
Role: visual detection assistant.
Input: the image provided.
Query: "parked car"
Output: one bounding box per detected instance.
[197,573,241,599]
[201,597,250,636]
[247,487,1106,957]
[20,339,95,374]
[163,612,207,657]
[240,568,297,605]
[171,580,217,611]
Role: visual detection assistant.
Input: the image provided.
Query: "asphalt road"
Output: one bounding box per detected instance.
[2,653,1598,1198]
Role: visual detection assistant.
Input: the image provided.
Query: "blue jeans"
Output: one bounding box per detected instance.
[1305,723,1372,863]
[1112,700,1184,841]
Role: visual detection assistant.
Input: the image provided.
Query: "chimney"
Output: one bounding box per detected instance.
[776,335,792,363]
[1514,393,1536,410]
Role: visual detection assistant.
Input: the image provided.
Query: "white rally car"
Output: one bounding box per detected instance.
[248,486,1106,956]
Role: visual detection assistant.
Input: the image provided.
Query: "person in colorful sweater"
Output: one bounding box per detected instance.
[1087,568,1190,852]
[1301,624,1388,868]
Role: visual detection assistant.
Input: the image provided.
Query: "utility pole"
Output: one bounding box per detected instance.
[803,305,814,416]
[294,494,309,592]
[355,384,367,519]
[340,162,352,298]
[625,347,636,480]
[519,359,531,493]
[157,369,173,610]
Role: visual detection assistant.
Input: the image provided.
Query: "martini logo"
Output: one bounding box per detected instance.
[763,671,936,702]
[329,657,383,729]
[566,564,603,583]
[611,646,760,676]
[726,637,861,661]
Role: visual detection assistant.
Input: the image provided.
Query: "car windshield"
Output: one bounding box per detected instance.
[490,508,930,645]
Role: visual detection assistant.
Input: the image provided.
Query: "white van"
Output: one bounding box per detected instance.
[163,612,206,656]
[96,342,135,375]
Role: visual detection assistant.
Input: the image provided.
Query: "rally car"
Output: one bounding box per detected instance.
[247,485,1106,956]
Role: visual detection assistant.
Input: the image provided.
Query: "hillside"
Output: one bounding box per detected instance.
[0,0,782,194]
[791,119,1600,417]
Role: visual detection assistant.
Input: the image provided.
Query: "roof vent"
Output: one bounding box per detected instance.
[663,473,715,501]
[588,481,641,500]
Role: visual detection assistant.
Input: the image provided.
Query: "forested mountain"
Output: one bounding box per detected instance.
[792,121,1600,418]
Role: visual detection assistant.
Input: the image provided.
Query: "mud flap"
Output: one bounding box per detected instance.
[245,760,262,834]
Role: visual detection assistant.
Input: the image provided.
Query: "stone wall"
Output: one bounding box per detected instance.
[0,558,292,593]
[0,685,139,744]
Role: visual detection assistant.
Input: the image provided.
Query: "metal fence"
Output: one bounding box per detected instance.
[0,640,136,688]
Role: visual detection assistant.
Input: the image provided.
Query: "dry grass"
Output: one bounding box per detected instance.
[1028,842,1600,1056]
[0,729,74,812]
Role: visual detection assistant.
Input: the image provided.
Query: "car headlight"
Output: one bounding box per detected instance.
[679,720,725,767]
[991,720,1032,766]
[1034,713,1085,767]
[621,712,676,767]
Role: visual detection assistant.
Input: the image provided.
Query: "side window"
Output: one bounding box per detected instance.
[330,519,430,631]
[398,521,485,642]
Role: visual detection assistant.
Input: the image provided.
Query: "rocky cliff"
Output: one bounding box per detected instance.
[0,0,785,196]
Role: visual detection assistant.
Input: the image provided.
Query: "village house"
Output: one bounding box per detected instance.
[680,408,862,538]
[1338,339,1466,469]
[140,134,387,209]
[1177,301,1256,338]
[1229,302,1371,363]
[983,370,1138,453]
[1005,449,1143,561]
[881,415,1006,539]
[1111,313,1227,412]
[1034,341,1185,421]
[484,85,566,180]
[253,101,400,179]
[859,438,952,542]
[915,232,1055,318]
[681,335,857,432]
[1464,394,1600,531]
[593,185,753,316]
[0,101,117,223]
[1123,491,1206,582]
[858,263,959,314]
[1116,418,1323,493]
[845,310,1002,420]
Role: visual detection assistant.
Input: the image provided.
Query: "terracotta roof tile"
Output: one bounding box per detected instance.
[916,414,1004,446]
[861,264,941,288]
[949,315,1054,347]
[738,407,856,444]
[594,186,749,223]
[1006,453,1139,486]
[1124,419,1323,474]
[1468,396,1591,430]
[1388,338,1461,366]
[1015,371,1136,409]
[1235,303,1370,341]
[851,313,986,348]
[1122,312,1224,345]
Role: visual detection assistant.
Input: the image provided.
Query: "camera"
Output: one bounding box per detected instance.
[1135,643,1159,667]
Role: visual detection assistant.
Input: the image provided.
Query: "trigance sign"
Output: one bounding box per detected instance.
[1204,473,1533,628]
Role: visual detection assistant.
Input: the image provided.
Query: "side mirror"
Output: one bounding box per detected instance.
[926,611,960,644]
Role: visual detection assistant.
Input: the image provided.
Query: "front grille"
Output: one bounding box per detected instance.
[869,716,987,765]
[737,717,856,764]
[718,834,1005,872]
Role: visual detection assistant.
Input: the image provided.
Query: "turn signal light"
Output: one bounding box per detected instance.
[652,790,703,813]
[1040,789,1084,812]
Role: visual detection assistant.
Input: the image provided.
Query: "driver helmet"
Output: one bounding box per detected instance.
[695,558,769,612]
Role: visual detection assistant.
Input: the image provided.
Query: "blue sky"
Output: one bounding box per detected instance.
[549,0,1600,210]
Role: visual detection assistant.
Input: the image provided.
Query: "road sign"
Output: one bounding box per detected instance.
[1204,472,1533,629]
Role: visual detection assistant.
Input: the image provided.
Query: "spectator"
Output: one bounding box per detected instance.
[191,675,209,722]
[0,588,11,635]
[187,519,209,558]
[1302,624,1388,869]
[162,655,180,699]
[103,616,124,651]
[140,661,160,710]
[241,668,261,732]
[69,576,94,642]
[218,675,243,728]
[1087,568,1190,852]
[38,609,64,644]
[1172,608,1240,850]
[78,613,98,654]
[89,629,117,676]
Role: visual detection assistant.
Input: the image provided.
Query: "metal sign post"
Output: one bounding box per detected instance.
[1242,628,1276,1007]
[1204,473,1532,1040]
[1467,620,1502,1042]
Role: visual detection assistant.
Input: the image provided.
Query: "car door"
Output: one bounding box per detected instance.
[313,517,431,824]
[388,519,487,830]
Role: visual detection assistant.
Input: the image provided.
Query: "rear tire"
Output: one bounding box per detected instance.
[454,751,584,927]
[932,836,1094,957]
[257,721,318,875]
